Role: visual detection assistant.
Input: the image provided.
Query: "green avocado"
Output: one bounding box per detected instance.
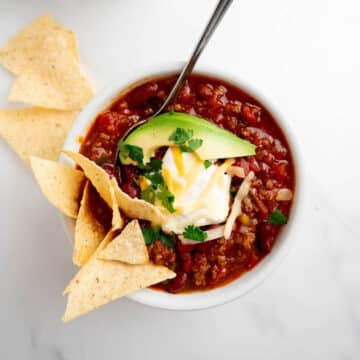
[121,112,256,164]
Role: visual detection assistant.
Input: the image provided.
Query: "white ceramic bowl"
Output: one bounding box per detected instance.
[61,62,302,311]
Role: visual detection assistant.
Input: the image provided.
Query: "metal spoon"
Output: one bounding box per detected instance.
[120,0,234,141]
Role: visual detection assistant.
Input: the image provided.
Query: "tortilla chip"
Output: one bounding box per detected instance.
[73,182,106,266]
[98,220,149,265]
[62,237,175,322]
[64,231,114,294]
[62,150,123,230]
[0,108,77,166]
[9,45,94,110]
[111,177,165,225]
[63,150,113,205]
[110,185,123,231]
[0,15,79,75]
[30,156,85,218]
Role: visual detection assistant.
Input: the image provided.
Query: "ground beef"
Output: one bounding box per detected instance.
[148,240,177,270]
[192,253,210,286]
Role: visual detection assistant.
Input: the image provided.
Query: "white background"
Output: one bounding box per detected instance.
[0,0,359,359]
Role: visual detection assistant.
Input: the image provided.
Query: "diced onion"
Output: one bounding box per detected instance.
[239,225,249,234]
[226,166,245,178]
[224,171,255,239]
[276,188,293,201]
[179,225,225,244]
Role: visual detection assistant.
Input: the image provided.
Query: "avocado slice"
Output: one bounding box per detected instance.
[121,112,256,164]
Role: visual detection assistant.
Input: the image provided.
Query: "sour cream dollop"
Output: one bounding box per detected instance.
[159,147,232,234]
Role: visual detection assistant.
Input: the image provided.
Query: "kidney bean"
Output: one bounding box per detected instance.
[256,222,276,254]
[121,182,139,198]
[177,241,195,253]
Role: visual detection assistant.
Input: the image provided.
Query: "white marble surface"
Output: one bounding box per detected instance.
[0,0,359,358]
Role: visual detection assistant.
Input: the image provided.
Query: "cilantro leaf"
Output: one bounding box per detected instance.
[187,138,203,152]
[168,128,193,145]
[268,209,288,225]
[144,172,164,187]
[179,144,190,153]
[142,226,160,245]
[179,142,202,153]
[160,232,175,249]
[117,141,130,159]
[204,160,212,169]
[149,158,163,171]
[127,144,144,165]
[141,226,174,248]
[118,141,145,169]
[169,127,203,153]
[183,225,208,242]
[140,186,156,204]
[156,185,175,213]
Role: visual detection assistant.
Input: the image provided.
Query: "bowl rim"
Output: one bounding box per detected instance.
[60,61,303,311]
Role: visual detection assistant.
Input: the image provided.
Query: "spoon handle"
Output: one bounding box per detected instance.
[157,0,234,113]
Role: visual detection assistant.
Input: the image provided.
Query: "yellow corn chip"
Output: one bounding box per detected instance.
[9,45,94,110]
[73,182,106,266]
[0,15,79,75]
[62,235,175,322]
[110,185,123,231]
[0,108,77,166]
[98,220,149,265]
[62,150,123,230]
[30,156,85,218]
[64,231,114,295]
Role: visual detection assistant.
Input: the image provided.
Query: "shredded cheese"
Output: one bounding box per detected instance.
[199,159,234,200]
[171,147,185,176]
[224,171,254,239]
[175,160,204,199]
[184,159,233,214]
[139,177,149,191]
[226,166,245,178]
[162,166,174,194]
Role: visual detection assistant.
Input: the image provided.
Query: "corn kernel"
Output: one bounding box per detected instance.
[240,213,251,225]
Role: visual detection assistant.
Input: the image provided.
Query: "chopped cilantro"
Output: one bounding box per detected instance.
[144,172,164,187]
[268,209,288,225]
[149,158,163,171]
[117,141,130,158]
[159,232,175,249]
[140,186,156,204]
[137,155,176,212]
[187,138,203,152]
[183,225,208,242]
[156,184,176,213]
[204,160,212,169]
[168,128,193,145]
[118,141,146,169]
[141,226,174,248]
[169,127,203,153]
[141,226,160,245]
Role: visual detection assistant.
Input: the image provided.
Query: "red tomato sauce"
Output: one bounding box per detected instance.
[80,74,295,293]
